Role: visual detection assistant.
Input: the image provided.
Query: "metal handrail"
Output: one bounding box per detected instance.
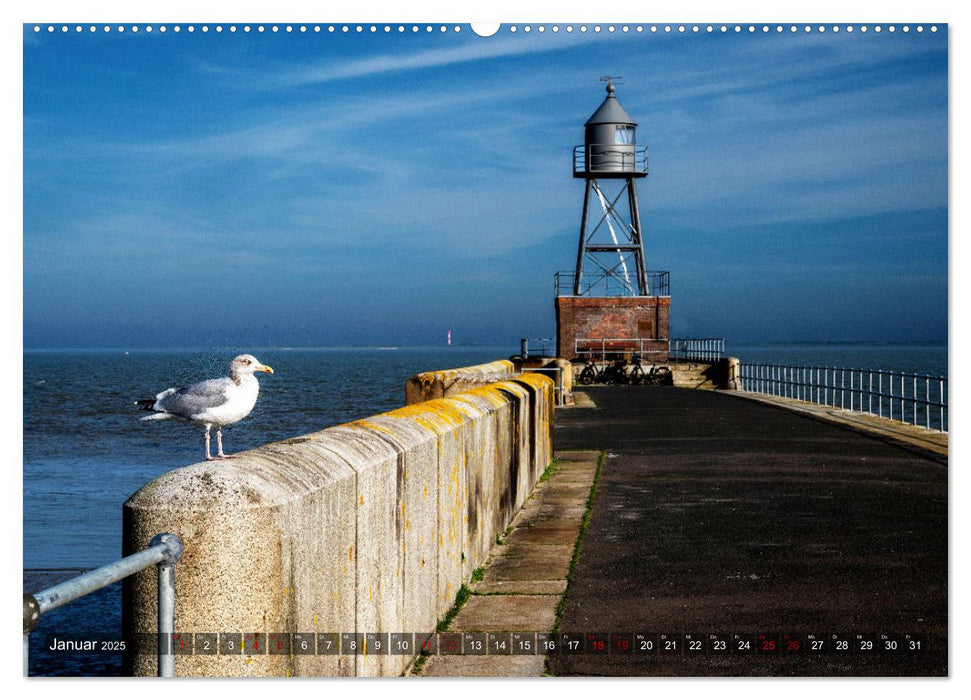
[573,338,670,360]
[519,338,555,359]
[23,532,183,677]
[525,365,565,405]
[739,363,948,433]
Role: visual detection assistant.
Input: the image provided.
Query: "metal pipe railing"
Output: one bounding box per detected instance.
[739,363,947,433]
[23,532,183,677]
[520,337,555,359]
[574,337,670,361]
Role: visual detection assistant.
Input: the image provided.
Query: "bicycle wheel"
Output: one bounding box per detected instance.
[578,365,596,385]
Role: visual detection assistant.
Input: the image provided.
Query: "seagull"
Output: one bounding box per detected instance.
[136,354,274,461]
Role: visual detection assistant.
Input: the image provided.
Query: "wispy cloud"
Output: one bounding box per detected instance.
[199,33,607,90]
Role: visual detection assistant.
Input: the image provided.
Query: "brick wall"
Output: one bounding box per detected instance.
[555,296,671,360]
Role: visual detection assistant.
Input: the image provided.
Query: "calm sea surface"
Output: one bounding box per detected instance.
[21,342,947,675]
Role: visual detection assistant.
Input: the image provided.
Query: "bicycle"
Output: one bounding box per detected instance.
[603,358,630,385]
[577,357,604,385]
[641,364,673,386]
[627,354,646,385]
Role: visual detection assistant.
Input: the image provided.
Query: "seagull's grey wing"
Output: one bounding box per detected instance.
[156,378,234,418]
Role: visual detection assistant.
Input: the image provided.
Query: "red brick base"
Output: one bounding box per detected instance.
[556,295,670,361]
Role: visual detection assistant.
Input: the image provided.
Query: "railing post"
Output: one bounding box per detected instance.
[868,371,872,415]
[940,377,945,431]
[890,374,894,421]
[911,375,917,426]
[24,593,40,676]
[900,373,905,426]
[151,533,183,678]
[928,377,934,429]
[840,369,845,410]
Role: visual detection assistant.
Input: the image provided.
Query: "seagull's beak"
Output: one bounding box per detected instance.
[257,364,274,374]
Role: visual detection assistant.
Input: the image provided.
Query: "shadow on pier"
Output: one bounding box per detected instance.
[549,386,947,676]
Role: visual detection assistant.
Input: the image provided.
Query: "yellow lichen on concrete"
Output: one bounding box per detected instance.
[405,360,516,405]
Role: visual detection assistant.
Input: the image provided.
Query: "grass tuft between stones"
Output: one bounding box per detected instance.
[408,584,474,676]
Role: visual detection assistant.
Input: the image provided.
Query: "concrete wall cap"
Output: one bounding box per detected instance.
[447,386,510,411]
[124,447,354,512]
[511,373,556,393]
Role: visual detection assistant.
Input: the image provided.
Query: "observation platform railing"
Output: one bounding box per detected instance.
[555,270,670,298]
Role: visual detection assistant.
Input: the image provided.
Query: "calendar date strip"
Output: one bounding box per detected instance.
[45,632,928,656]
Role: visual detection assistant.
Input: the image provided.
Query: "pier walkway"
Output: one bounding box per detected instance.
[548,386,947,676]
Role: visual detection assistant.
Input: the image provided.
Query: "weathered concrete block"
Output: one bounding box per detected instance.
[438,391,495,572]
[361,401,478,620]
[513,373,555,485]
[494,380,533,514]
[341,415,439,675]
[405,360,516,405]
[450,387,517,560]
[123,442,358,677]
[308,428,403,677]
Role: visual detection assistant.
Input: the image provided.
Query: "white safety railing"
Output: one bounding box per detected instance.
[573,338,669,360]
[669,338,725,362]
[740,363,947,433]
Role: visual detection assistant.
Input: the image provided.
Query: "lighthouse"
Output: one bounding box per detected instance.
[555,78,670,361]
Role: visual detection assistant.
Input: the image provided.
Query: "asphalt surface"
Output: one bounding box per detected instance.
[548,386,947,677]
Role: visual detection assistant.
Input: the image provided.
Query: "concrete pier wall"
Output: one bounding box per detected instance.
[513,356,574,406]
[122,372,554,677]
[405,359,516,405]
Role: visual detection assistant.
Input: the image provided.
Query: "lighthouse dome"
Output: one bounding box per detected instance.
[577,81,647,177]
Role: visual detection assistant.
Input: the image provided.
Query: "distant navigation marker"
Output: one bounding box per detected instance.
[447,330,452,346]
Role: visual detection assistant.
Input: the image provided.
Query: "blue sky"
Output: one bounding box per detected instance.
[22,23,948,348]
